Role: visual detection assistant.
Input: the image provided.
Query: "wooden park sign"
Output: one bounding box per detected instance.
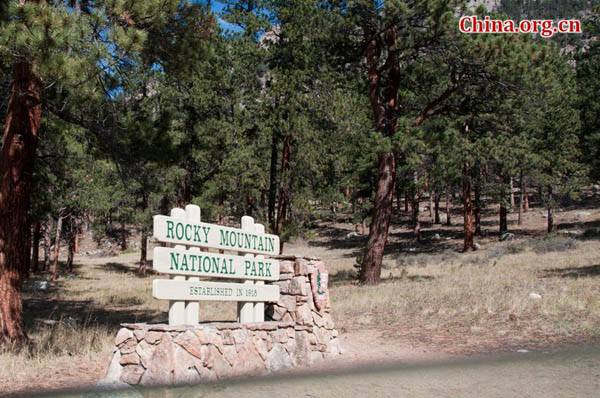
[153,247,280,280]
[153,280,280,302]
[153,215,279,255]
[152,205,280,325]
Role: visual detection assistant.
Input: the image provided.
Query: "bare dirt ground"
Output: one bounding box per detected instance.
[2,193,599,397]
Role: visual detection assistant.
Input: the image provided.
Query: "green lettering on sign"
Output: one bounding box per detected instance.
[166,220,175,239]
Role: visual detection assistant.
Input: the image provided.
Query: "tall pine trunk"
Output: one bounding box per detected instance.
[428,189,433,221]
[139,225,148,277]
[67,221,75,274]
[499,202,508,235]
[523,178,529,212]
[499,175,508,235]
[446,188,452,225]
[268,129,279,229]
[181,156,193,207]
[411,171,420,241]
[43,222,51,271]
[510,177,515,209]
[547,186,554,233]
[518,171,524,226]
[360,23,400,285]
[138,195,149,277]
[31,221,41,274]
[463,160,474,251]
[474,184,481,236]
[51,215,63,281]
[74,225,79,253]
[275,135,293,252]
[404,192,409,212]
[120,222,127,251]
[434,192,440,224]
[360,152,396,284]
[0,59,43,346]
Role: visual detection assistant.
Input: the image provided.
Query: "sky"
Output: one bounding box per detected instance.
[194,0,243,32]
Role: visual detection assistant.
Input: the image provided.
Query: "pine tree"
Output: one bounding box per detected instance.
[0,0,198,347]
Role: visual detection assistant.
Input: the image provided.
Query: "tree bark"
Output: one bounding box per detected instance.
[74,226,79,253]
[510,177,515,209]
[499,175,508,235]
[139,225,148,277]
[547,186,554,233]
[518,171,524,226]
[446,188,452,225]
[43,222,51,271]
[523,178,529,212]
[67,219,75,273]
[120,222,127,251]
[360,152,396,285]
[428,189,433,221]
[51,215,63,281]
[411,171,420,242]
[463,160,474,251]
[499,202,508,235]
[275,135,293,241]
[180,155,193,207]
[434,192,440,224]
[268,129,279,229]
[0,59,43,346]
[474,184,481,236]
[404,192,409,212]
[360,22,401,285]
[31,221,41,274]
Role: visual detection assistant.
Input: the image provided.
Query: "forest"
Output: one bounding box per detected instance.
[0,0,598,350]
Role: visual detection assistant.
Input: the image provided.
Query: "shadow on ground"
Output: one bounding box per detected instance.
[94,261,156,276]
[541,264,600,279]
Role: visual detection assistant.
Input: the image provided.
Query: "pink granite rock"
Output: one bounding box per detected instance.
[136,340,154,369]
[279,260,295,273]
[139,333,175,386]
[115,328,134,346]
[231,338,266,377]
[144,331,163,345]
[119,338,137,355]
[121,365,144,385]
[174,330,202,359]
[119,353,140,366]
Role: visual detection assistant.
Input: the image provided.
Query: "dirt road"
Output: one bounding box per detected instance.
[33,345,600,398]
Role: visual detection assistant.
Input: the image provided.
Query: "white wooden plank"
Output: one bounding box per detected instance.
[254,223,266,322]
[153,279,280,302]
[152,247,280,281]
[153,215,280,255]
[169,208,186,326]
[238,216,255,323]
[184,205,201,325]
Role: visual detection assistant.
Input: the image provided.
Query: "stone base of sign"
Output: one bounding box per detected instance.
[103,256,341,386]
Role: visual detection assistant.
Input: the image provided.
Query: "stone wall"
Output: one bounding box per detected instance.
[102,256,341,387]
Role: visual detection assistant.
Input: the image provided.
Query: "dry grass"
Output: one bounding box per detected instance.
[329,240,600,346]
[0,250,243,395]
[1,202,599,395]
